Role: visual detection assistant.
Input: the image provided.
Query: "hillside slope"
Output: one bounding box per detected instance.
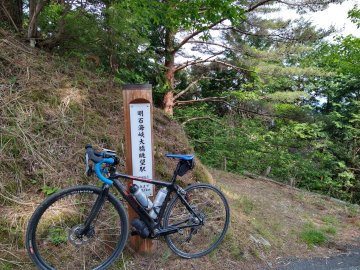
[0,30,211,269]
[1,30,359,270]
[213,169,360,268]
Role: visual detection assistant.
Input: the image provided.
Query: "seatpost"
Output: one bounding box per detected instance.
[171,162,181,183]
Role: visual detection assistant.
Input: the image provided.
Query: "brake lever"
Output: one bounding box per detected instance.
[101,149,117,162]
[85,153,93,176]
[101,148,116,156]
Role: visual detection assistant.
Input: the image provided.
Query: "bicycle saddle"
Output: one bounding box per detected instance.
[164,154,194,161]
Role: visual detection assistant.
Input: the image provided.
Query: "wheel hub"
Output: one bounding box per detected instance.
[68,224,95,246]
[191,212,206,226]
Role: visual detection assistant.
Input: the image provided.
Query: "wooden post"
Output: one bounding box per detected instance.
[123,84,155,253]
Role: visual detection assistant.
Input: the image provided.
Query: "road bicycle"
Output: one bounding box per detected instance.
[26,144,230,269]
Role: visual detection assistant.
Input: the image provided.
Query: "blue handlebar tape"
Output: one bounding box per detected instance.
[94,158,115,185]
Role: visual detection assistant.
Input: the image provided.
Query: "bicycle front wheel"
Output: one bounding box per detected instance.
[26,185,128,270]
[163,184,230,258]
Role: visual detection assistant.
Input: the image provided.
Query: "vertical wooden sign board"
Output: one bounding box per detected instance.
[123,84,155,253]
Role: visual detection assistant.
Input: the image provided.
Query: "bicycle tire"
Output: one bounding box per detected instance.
[163,183,230,258]
[26,185,128,270]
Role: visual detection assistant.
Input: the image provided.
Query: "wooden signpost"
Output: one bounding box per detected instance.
[122,84,155,253]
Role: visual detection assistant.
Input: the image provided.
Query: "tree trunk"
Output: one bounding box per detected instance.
[0,0,23,31]
[163,29,176,115]
[38,1,71,50]
[28,0,37,39]
[28,0,48,40]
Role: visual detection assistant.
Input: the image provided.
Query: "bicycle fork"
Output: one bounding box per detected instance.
[77,184,110,236]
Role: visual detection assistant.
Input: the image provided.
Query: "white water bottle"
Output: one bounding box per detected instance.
[149,187,168,219]
[129,184,153,210]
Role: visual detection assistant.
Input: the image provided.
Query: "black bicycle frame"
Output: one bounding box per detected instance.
[111,172,175,232]
[85,162,203,238]
[81,161,202,238]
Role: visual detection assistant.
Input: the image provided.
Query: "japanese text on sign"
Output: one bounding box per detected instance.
[130,103,153,196]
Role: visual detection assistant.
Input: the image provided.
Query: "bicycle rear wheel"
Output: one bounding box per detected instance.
[26,185,128,270]
[163,184,230,258]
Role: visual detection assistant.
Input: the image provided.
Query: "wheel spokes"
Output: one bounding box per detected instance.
[34,192,122,269]
[165,185,229,256]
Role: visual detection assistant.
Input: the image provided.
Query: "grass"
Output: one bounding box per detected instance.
[0,213,26,249]
[209,247,218,262]
[161,248,172,264]
[299,223,327,248]
[345,204,359,218]
[234,196,255,215]
[154,162,173,180]
[294,192,306,202]
[323,226,337,235]
[41,185,60,196]
[320,215,339,236]
[229,241,244,260]
[250,218,276,248]
[223,228,244,260]
[321,215,339,226]
[356,220,360,229]
[113,252,131,270]
[48,227,68,245]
